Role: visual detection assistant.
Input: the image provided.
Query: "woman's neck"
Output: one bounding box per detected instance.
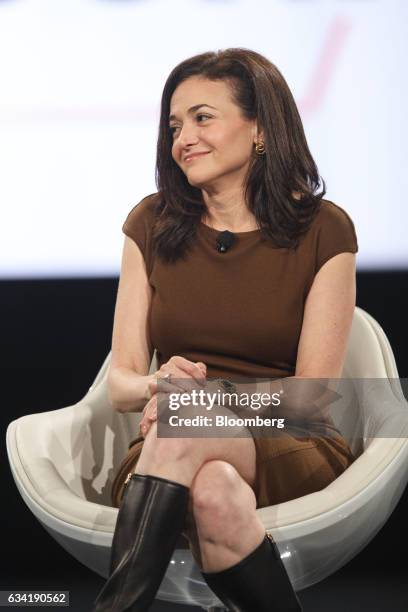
[201,190,258,233]
[201,189,304,232]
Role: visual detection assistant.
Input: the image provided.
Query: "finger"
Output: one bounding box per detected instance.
[155,377,189,395]
[160,378,204,397]
[142,394,156,416]
[150,376,191,402]
[148,377,158,397]
[173,363,207,388]
[157,360,206,391]
[154,367,187,389]
[144,404,157,422]
[196,362,207,374]
[140,397,155,431]
[167,357,207,385]
[155,367,201,394]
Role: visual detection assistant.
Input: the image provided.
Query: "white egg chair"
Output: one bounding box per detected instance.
[6,306,408,610]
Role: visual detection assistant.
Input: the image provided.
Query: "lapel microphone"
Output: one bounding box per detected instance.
[216,230,236,253]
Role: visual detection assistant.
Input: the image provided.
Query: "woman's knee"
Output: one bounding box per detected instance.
[140,422,257,490]
[191,460,257,530]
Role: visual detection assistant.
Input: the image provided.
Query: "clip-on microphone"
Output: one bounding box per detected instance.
[216,230,236,253]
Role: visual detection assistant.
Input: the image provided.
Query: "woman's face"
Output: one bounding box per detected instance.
[169,76,259,191]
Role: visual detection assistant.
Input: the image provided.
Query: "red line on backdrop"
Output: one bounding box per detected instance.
[299,15,352,116]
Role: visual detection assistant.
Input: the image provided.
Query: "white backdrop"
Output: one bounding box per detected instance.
[1,0,406,278]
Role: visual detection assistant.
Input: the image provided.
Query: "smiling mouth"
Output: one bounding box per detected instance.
[184,152,211,163]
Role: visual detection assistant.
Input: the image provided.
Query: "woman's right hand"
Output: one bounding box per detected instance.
[139,393,158,438]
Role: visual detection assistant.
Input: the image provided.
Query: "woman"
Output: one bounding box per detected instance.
[94,48,358,611]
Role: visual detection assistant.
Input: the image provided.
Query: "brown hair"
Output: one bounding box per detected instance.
[152,47,326,263]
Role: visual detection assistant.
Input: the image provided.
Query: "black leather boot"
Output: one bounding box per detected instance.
[201,533,302,611]
[93,473,190,612]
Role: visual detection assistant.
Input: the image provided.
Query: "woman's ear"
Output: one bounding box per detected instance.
[253,123,264,144]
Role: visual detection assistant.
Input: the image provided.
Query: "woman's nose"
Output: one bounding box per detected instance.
[177,124,199,146]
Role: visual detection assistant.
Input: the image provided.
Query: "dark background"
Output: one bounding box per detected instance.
[1,270,407,611]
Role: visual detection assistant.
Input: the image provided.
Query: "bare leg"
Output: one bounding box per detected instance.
[134,419,265,572]
[134,412,257,490]
[179,460,266,573]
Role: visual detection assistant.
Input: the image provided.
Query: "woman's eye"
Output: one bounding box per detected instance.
[169,114,211,136]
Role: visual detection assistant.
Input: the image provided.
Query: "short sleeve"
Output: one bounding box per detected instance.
[315,201,358,274]
[122,192,158,275]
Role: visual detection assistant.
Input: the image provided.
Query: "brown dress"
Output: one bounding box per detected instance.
[112,192,359,510]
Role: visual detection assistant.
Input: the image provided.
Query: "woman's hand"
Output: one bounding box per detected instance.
[147,355,207,399]
[139,393,158,438]
[139,356,207,438]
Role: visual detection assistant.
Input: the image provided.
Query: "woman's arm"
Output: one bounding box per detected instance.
[294,251,356,380]
[107,236,155,413]
[108,367,154,413]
